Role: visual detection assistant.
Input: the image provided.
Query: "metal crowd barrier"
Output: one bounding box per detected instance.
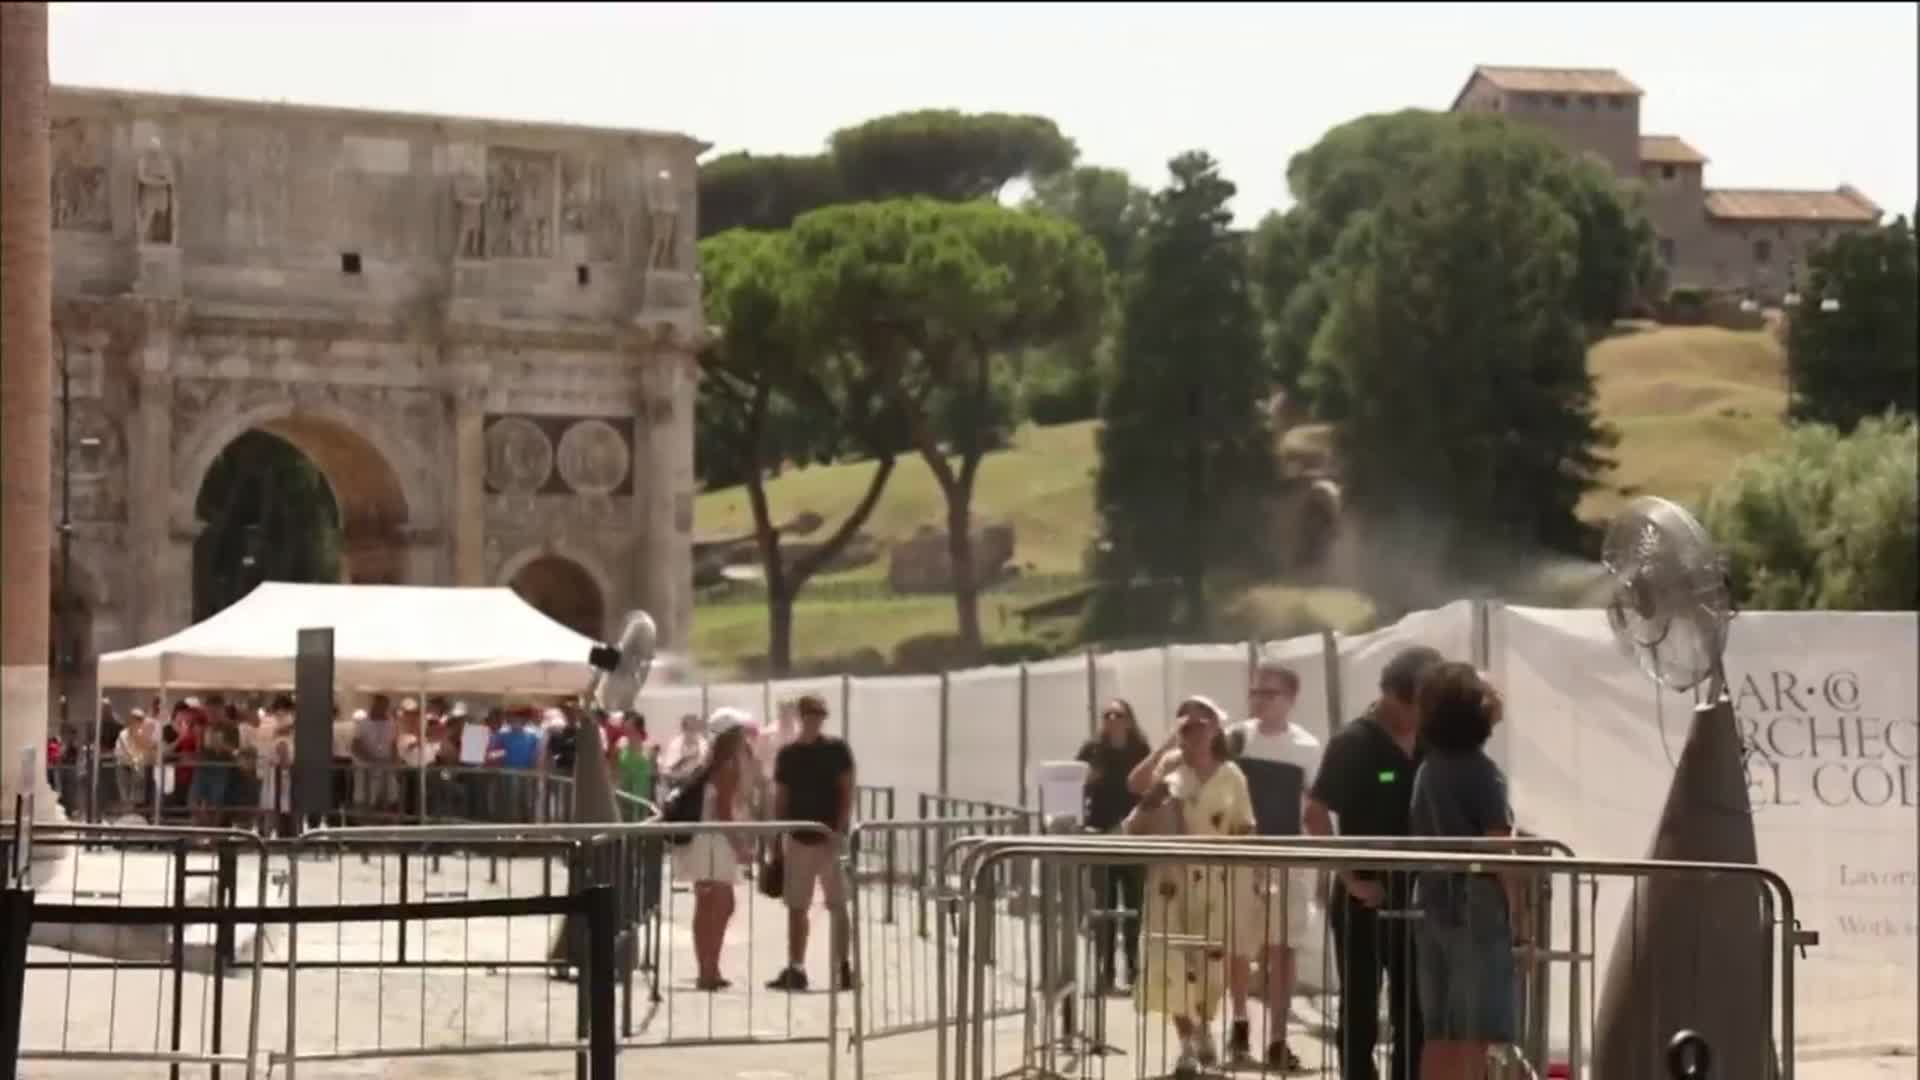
[844,815,1032,1080]
[54,757,659,832]
[944,836,1800,1080]
[5,824,270,1079]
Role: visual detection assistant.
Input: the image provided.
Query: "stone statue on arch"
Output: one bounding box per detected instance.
[135,138,175,246]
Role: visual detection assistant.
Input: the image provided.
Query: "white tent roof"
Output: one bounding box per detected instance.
[97,582,607,693]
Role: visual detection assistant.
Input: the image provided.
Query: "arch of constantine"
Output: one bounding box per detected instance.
[49,86,703,721]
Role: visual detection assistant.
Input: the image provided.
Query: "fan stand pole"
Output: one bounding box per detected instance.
[1591,692,1781,1079]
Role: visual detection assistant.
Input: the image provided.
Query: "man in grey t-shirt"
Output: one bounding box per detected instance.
[351,694,398,813]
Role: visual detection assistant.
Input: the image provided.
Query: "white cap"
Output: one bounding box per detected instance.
[706,707,752,737]
[450,701,470,719]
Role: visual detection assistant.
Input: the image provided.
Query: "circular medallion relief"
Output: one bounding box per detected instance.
[555,418,630,496]
[485,417,554,494]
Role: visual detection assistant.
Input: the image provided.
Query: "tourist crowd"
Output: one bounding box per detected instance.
[1078,649,1525,1080]
[47,649,1522,1077]
[47,693,687,830]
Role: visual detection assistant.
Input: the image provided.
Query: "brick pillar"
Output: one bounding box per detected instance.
[1,1,67,836]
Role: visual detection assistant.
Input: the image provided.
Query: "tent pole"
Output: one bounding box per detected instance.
[418,670,429,827]
[153,669,168,826]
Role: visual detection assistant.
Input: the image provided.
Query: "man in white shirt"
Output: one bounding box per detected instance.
[661,712,710,789]
[1223,660,1323,1072]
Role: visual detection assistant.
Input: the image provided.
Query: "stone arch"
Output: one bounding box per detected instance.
[178,403,428,586]
[499,545,613,641]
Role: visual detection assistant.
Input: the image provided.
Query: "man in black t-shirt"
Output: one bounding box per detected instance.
[1305,645,1440,1080]
[768,694,856,992]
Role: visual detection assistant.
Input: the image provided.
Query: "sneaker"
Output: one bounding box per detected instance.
[1173,1051,1200,1079]
[766,966,810,992]
[1226,1020,1252,1064]
[836,961,857,991]
[1266,1041,1305,1073]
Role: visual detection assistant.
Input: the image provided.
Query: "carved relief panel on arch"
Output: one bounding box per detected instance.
[484,148,557,259]
[50,117,112,233]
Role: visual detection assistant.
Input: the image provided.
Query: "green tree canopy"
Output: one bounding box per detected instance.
[1702,414,1917,610]
[1257,110,1657,401]
[789,198,1107,650]
[1024,165,1153,277]
[1786,216,1918,431]
[1311,128,1614,573]
[829,110,1076,202]
[697,228,902,673]
[1096,151,1275,632]
[697,152,847,238]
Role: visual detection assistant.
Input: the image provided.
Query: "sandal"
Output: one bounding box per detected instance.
[695,976,732,992]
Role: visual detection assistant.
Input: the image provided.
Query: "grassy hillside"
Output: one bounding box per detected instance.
[691,325,1789,674]
[1581,324,1788,520]
[697,420,1102,579]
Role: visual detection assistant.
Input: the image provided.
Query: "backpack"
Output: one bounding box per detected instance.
[660,767,709,847]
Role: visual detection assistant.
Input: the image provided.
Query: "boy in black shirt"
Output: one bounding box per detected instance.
[1304,645,1441,1080]
[768,694,856,992]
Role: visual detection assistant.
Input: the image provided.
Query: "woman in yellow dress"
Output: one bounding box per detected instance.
[1123,695,1257,1076]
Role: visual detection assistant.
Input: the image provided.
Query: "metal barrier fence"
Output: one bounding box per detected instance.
[7,811,1014,1078]
[5,823,625,1080]
[846,815,1033,1080]
[48,758,661,831]
[945,836,1801,1080]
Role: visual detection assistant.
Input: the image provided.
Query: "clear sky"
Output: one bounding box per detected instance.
[49,1,1919,225]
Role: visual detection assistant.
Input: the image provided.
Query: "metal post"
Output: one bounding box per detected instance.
[57,332,85,817]
[839,674,852,747]
[284,852,301,1080]
[0,887,33,1079]
[1083,649,1097,736]
[1320,629,1344,733]
[584,885,618,1080]
[1160,643,1173,726]
[168,843,188,1080]
[1015,663,1029,809]
[937,671,951,798]
[397,851,410,964]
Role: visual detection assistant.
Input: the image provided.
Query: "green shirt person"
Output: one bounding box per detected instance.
[610,714,658,819]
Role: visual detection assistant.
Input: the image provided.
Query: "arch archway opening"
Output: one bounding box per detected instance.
[191,417,410,622]
[509,556,606,642]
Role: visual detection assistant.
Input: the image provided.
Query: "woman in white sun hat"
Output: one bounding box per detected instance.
[676,708,755,990]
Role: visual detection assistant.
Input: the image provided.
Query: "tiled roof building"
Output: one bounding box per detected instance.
[1452,65,1882,297]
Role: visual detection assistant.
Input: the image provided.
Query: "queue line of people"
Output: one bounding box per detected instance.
[1078,649,1524,1080]
[53,692,684,830]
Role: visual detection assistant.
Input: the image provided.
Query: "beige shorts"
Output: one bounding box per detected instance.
[781,836,847,912]
[1229,867,1314,957]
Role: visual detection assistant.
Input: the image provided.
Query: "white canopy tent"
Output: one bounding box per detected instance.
[97,582,609,694]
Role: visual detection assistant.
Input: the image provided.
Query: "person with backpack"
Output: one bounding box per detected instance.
[666,709,753,991]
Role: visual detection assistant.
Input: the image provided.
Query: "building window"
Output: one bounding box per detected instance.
[1661,164,1676,181]
[1754,239,1773,264]
[1550,94,1568,109]
[1608,95,1627,110]
[1658,237,1675,263]
[1580,94,1597,109]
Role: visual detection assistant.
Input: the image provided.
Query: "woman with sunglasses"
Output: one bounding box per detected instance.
[1077,698,1151,993]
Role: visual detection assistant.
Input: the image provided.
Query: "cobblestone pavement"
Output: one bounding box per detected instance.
[15,848,1912,1079]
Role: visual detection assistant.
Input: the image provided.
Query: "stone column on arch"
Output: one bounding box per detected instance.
[452,381,488,586]
[1,0,68,843]
[632,343,695,650]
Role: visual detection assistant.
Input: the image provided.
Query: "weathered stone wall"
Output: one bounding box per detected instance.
[46,86,705,729]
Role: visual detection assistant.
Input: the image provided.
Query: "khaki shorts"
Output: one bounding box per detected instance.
[781,836,846,912]
[1229,867,1314,958]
